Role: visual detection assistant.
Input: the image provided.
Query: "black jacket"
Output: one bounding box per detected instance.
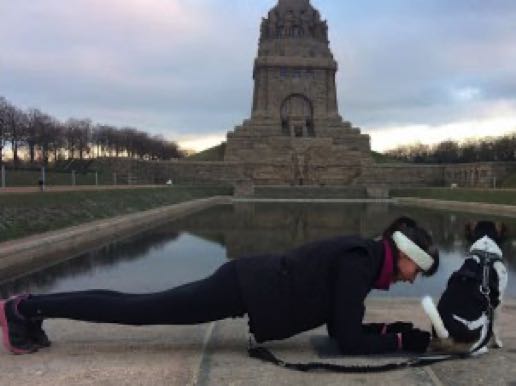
[234,236,399,354]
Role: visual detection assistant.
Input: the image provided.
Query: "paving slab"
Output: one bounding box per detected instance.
[0,322,210,386]
[198,319,434,386]
[1,298,515,386]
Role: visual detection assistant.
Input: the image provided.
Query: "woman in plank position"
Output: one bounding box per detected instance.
[1,216,438,355]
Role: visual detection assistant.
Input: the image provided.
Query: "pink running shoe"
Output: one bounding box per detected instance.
[0,297,37,354]
[12,294,51,348]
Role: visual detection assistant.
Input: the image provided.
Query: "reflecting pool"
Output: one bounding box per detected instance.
[1,202,516,298]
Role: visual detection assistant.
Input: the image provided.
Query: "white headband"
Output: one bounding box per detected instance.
[392,231,433,272]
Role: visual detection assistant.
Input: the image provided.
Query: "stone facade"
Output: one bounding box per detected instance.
[224,0,371,185]
[93,157,516,190]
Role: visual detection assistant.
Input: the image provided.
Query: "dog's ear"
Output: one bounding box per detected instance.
[496,223,508,243]
[465,222,477,243]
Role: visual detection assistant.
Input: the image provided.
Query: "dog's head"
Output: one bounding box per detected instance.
[422,220,507,354]
[465,220,507,245]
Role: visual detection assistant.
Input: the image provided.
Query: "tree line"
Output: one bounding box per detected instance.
[384,133,516,164]
[0,96,185,166]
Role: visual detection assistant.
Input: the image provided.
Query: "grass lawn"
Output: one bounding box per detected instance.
[185,143,226,162]
[0,186,233,242]
[391,187,516,206]
[501,172,516,188]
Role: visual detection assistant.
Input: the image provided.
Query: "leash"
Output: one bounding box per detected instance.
[248,344,465,373]
[467,248,502,353]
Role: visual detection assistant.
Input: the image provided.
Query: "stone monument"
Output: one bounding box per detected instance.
[225,0,372,186]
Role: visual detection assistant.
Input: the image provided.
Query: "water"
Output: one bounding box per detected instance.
[1,202,516,298]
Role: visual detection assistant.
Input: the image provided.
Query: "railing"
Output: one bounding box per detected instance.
[0,166,114,188]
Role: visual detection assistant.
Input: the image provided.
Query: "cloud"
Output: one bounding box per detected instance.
[1,0,516,151]
[331,0,516,128]
[178,133,227,152]
[365,100,516,151]
[451,87,481,102]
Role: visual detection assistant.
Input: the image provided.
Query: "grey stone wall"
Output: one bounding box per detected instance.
[93,158,516,189]
[442,162,516,188]
[94,158,242,186]
[358,164,445,187]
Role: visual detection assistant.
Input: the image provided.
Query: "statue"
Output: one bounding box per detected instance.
[300,9,314,37]
[269,11,278,38]
[260,18,269,40]
[284,10,295,37]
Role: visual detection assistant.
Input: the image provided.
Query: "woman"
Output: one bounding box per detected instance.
[1,216,439,355]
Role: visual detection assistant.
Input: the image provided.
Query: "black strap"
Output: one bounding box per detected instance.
[248,346,463,373]
[469,299,494,354]
[470,249,503,264]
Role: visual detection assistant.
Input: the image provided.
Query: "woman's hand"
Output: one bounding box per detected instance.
[384,321,414,334]
[400,329,431,353]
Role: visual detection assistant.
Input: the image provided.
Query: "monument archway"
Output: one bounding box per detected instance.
[280,94,314,137]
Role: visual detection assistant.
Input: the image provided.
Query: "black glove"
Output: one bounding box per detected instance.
[385,321,414,334]
[401,329,431,353]
[362,321,414,335]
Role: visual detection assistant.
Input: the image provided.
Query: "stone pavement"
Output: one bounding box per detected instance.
[1,298,515,386]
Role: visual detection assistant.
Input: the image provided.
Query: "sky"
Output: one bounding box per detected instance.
[1,0,516,152]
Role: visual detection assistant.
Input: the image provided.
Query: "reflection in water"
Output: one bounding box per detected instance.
[161,202,516,297]
[1,203,515,298]
[0,230,180,297]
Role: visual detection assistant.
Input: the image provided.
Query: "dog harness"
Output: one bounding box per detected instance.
[470,249,503,297]
[465,247,503,353]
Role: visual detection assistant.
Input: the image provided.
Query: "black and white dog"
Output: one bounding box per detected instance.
[422,221,508,355]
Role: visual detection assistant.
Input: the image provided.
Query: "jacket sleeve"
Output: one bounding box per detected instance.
[327,321,385,338]
[331,249,399,354]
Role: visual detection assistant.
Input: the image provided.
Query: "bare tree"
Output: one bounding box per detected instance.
[135,130,151,159]
[460,140,478,163]
[151,135,183,160]
[26,108,49,164]
[119,127,136,157]
[6,104,29,165]
[65,118,85,159]
[36,114,60,165]
[110,127,124,157]
[0,97,8,164]
[49,121,65,162]
[493,135,515,161]
[477,140,495,162]
[433,140,460,163]
[1,96,188,164]
[75,119,92,159]
[92,124,113,157]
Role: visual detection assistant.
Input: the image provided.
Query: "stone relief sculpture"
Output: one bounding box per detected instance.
[259,1,328,41]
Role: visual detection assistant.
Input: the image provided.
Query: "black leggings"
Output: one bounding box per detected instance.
[19,260,246,325]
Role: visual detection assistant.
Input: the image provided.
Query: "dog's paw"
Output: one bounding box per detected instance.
[492,338,503,349]
[491,331,504,348]
[472,346,489,356]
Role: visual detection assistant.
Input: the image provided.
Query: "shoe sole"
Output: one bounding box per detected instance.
[0,301,36,355]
